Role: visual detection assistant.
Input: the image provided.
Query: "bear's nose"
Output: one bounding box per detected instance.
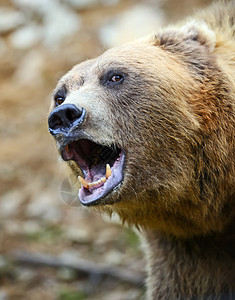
[48,103,86,136]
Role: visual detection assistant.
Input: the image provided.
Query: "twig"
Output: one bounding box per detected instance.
[10,251,144,286]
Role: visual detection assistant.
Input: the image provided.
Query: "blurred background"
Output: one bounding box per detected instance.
[0,0,212,299]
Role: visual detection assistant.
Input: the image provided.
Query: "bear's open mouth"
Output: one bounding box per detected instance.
[62,139,125,206]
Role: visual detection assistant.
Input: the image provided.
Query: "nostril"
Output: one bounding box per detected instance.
[48,104,86,136]
[66,107,82,122]
[49,114,63,130]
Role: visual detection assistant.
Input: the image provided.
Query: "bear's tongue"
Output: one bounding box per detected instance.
[62,139,125,205]
[78,164,112,191]
[77,150,125,206]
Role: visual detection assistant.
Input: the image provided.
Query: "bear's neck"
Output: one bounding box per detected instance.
[142,229,235,300]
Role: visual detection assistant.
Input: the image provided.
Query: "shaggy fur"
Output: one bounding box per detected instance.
[49,1,235,299]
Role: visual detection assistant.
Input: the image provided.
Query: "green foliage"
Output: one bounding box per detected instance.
[122,228,140,249]
[59,288,86,300]
[25,225,64,243]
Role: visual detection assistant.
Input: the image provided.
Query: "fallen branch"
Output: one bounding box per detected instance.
[10,251,144,286]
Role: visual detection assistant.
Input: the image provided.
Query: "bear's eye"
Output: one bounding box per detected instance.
[109,75,123,83]
[101,70,126,87]
[55,96,65,106]
[53,86,67,106]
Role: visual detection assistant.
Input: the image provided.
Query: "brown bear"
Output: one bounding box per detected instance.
[48,1,235,299]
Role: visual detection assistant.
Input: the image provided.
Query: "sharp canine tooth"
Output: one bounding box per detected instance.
[106,164,112,179]
[78,176,90,190]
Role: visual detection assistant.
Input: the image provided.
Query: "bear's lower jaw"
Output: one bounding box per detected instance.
[78,150,125,206]
[61,138,125,206]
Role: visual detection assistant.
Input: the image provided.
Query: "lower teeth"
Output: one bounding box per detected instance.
[88,177,106,188]
[78,164,112,190]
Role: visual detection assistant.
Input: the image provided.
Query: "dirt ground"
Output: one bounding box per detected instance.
[0,0,212,299]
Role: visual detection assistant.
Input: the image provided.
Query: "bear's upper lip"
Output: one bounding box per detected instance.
[61,138,125,206]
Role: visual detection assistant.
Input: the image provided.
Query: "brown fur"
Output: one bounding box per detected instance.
[50,1,235,299]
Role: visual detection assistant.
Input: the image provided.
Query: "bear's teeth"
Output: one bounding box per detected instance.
[78,176,106,190]
[106,164,112,179]
[88,177,106,188]
[78,164,112,190]
[78,176,91,189]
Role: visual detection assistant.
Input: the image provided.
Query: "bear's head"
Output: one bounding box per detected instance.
[48,22,235,237]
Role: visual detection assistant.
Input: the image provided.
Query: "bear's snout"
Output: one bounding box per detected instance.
[48,103,86,136]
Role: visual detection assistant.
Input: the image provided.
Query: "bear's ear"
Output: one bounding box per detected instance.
[154,21,216,53]
[180,21,216,52]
